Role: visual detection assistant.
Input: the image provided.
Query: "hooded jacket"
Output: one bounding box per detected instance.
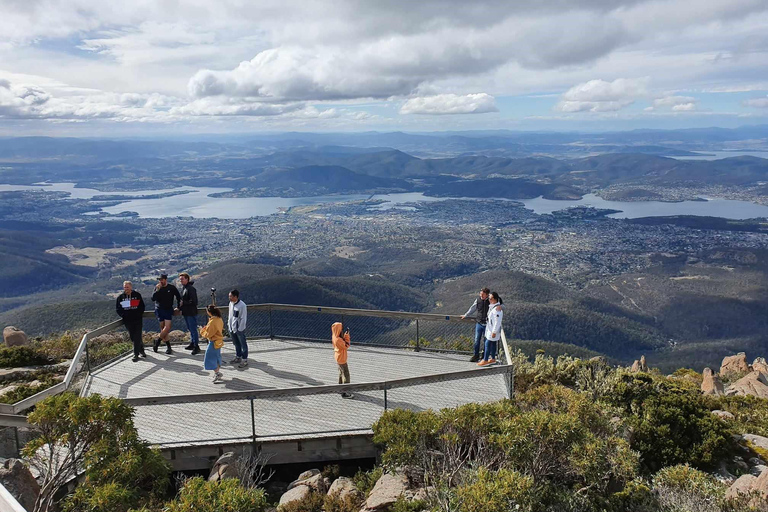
[116,290,145,323]
[331,322,351,365]
[485,302,503,341]
[180,281,199,316]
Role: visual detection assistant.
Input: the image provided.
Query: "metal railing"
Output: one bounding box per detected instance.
[0,304,513,429]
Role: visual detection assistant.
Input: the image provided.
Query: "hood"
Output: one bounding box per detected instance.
[331,322,343,338]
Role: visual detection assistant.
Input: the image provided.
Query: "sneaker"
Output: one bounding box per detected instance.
[132,356,140,362]
[139,352,147,358]
[229,357,241,364]
[469,355,479,363]
[191,346,201,355]
[184,343,195,351]
[165,343,173,355]
[477,360,491,367]
[213,372,224,384]
[153,339,161,353]
[238,360,248,368]
[341,392,354,399]
[487,359,497,365]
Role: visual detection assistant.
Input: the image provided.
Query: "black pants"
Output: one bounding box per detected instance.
[125,320,144,357]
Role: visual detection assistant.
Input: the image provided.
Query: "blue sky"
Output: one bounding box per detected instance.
[1,0,767,135]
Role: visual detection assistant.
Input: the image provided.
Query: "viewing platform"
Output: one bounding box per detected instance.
[2,304,514,471]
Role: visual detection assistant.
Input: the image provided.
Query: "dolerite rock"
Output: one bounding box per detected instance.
[712,410,734,420]
[721,353,751,379]
[727,371,768,399]
[726,474,757,500]
[167,329,188,342]
[630,355,649,373]
[327,476,361,501]
[2,326,28,347]
[701,368,725,396]
[362,472,409,511]
[727,470,768,504]
[208,452,238,482]
[287,468,321,491]
[753,357,768,376]
[0,458,40,511]
[278,485,311,508]
[744,434,768,452]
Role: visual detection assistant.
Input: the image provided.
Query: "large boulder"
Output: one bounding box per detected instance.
[630,355,648,373]
[721,353,751,379]
[362,472,409,511]
[2,326,28,347]
[278,485,311,508]
[726,474,757,500]
[753,357,768,376]
[208,452,238,482]
[0,458,40,511]
[726,470,768,505]
[727,371,768,399]
[167,330,188,342]
[327,476,361,501]
[701,368,725,396]
[287,468,322,491]
[744,434,768,452]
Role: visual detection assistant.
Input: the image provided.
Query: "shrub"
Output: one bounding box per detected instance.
[276,489,325,512]
[352,467,383,498]
[90,342,132,366]
[163,477,267,512]
[608,478,659,512]
[0,375,61,404]
[0,345,54,368]
[652,464,725,512]
[323,491,362,512]
[708,395,768,437]
[40,331,81,360]
[453,467,533,512]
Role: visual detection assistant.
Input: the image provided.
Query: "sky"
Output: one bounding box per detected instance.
[1,0,768,135]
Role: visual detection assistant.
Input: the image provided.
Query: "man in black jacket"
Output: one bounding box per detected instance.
[151,273,180,354]
[178,273,200,355]
[116,280,146,362]
[461,287,491,363]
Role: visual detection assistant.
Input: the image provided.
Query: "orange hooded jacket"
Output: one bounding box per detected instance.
[331,322,351,364]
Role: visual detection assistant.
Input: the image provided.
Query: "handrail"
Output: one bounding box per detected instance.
[123,365,513,407]
[0,481,27,512]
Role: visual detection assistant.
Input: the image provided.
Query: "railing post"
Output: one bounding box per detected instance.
[13,427,19,458]
[268,306,274,340]
[415,320,420,352]
[383,383,388,411]
[250,398,256,444]
[85,338,91,374]
[504,367,514,399]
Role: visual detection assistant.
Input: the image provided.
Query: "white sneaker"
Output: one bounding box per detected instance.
[213,372,223,384]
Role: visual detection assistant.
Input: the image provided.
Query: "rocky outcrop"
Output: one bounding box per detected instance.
[726,469,768,504]
[753,357,768,376]
[726,474,757,500]
[701,367,725,396]
[287,469,327,492]
[630,355,648,373]
[721,353,751,379]
[362,472,410,511]
[279,485,311,508]
[327,476,361,501]
[208,452,238,482]
[2,326,28,347]
[727,371,768,399]
[0,458,40,511]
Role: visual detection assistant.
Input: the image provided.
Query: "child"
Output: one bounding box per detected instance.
[200,305,224,383]
[331,322,353,399]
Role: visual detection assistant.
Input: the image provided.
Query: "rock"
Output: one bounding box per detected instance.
[301,473,328,493]
[630,356,648,373]
[726,474,757,500]
[751,465,768,477]
[287,468,321,490]
[734,456,750,473]
[363,472,409,511]
[712,410,734,420]
[2,326,28,347]
[167,330,188,342]
[702,368,725,396]
[744,434,768,452]
[727,371,768,399]
[208,452,238,482]
[750,457,766,467]
[327,476,361,501]
[0,458,40,511]
[0,385,19,397]
[753,469,768,497]
[278,485,311,508]
[721,353,751,379]
[753,357,768,376]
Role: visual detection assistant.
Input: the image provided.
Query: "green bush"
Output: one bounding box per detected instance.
[604,372,735,473]
[453,467,533,512]
[90,342,132,366]
[0,345,54,368]
[40,331,81,360]
[352,467,383,498]
[0,375,61,404]
[652,464,726,512]
[323,491,362,512]
[163,477,267,512]
[708,394,768,437]
[608,478,659,512]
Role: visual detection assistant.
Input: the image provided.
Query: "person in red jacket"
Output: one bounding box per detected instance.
[331,322,353,399]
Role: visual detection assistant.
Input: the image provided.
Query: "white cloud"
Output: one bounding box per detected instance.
[744,96,768,108]
[649,95,698,111]
[400,93,498,115]
[554,78,649,112]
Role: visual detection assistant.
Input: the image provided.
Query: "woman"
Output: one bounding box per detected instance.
[478,292,503,366]
[200,305,225,383]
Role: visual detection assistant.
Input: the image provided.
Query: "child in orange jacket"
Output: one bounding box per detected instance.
[331,322,353,399]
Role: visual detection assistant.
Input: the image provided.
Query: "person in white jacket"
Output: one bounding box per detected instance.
[478,292,503,366]
[228,289,249,368]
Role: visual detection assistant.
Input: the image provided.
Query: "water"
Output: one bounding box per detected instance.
[4,182,768,220]
[672,151,768,161]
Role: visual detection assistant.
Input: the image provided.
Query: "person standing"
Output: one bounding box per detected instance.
[478,292,503,367]
[461,288,492,362]
[331,322,353,399]
[201,305,225,384]
[151,273,180,354]
[228,289,248,368]
[178,273,200,355]
[115,281,146,362]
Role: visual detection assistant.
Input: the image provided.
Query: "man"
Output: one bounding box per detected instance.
[228,289,248,368]
[461,287,492,363]
[151,273,180,354]
[115,280,146,362]
[178,273,200,355]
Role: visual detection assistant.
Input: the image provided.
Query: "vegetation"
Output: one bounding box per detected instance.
[161,477,267,512]
[0,345,53,368]
[0,375,61,404]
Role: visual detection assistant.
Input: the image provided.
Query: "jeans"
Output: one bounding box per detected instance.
[231,330,248,360]
[473,323,486,359]
[184,315,199,346]
[483,338,498,361]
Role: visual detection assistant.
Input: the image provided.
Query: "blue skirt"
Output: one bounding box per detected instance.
[204,343,222,370]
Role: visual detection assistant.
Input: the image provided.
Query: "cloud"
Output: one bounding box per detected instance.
[400,93,498,115]
[744,96,768,108]
[554,78,649,112]
[649,95,698,111]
